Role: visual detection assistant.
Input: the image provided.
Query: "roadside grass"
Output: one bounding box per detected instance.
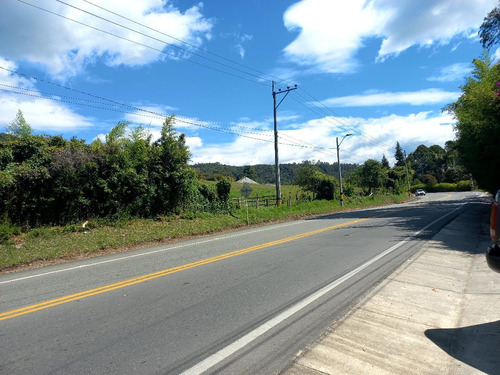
[0,190,410,272]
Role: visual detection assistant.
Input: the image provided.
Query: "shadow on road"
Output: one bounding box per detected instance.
[425,320,500,374]
[306,194,492,253]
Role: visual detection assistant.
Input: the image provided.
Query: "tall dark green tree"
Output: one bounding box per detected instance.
[381,154,390,169]
[394,142,405,167]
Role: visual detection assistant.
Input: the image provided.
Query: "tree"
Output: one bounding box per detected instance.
[241,165,257,181]
[296,164,336,200]
[409,144,446,183]
[150,115,196,214]
[385,166,409,194]
[381,154,390,169]
[216,179,232,207]
[360,159,386,194]
[480,3,500,50]
[7,109,32,138]
[394,142,405,167]
[444,52,500,194]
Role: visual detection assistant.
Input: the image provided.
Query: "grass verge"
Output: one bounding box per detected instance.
[0,193,410,273]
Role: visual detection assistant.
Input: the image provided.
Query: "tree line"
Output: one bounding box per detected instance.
[343,141,471,197]
[192,160,359,185]
[0,114,231,229]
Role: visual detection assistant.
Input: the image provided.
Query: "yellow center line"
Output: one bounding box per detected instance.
[1,197,451,321]
[1,217,373,321]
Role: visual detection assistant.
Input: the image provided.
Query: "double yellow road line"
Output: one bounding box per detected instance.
[1,194,454,321]
[1,217,371,321]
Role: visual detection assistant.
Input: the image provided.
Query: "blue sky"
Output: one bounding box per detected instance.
[1,0,498,166]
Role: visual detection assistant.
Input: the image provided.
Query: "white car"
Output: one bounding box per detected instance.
[415,189,426,196]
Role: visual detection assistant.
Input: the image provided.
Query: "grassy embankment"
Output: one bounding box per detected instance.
[0,182,410,271]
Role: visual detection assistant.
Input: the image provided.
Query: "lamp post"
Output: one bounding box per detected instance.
[336,133,352,207]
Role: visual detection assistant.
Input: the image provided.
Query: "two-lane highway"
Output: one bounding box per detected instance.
[0,192,486,374]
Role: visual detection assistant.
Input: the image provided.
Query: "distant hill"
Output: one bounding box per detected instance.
[191,161,359,185]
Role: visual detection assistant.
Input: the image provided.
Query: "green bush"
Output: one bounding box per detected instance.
[216,179,232,205]
[431,183,457,192]
[456,180,472,191]
[0,223,21,244]
[411,184,426,192]
[412,182,472,193]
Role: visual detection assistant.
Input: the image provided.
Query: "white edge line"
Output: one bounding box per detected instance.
[180,203,466,375]
[1,195,432,285]
[0,221,304,285]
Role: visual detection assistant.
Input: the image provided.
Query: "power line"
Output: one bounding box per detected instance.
[0,66,272,134]
[1,66,370,161]
[294,87,396,151]
[16,0,268,86]
[10,1,387,161]
[54,0,270,84]
[2,82,368,162]
[79,0,294,87]
[4,83,350,154]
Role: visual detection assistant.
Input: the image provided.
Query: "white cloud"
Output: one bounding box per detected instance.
[189,111,456,166]
[0,0,213,80]
[427,63,472,82]
[321,89,460,107]
[494,48,500,62]
[283,0,383,73]
[0,59,94,131]
[283,0,496,73]
[186,136,203,149]
[235,34,253,59]
[349,112,455,164]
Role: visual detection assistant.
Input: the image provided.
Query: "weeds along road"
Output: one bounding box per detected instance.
[0,192,487,375]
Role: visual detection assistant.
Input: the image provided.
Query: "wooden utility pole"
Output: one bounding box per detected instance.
[336,134,352,206]
[272,81,297,206]
[404,151,411,196]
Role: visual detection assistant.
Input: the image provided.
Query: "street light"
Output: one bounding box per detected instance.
[336,133,352,207]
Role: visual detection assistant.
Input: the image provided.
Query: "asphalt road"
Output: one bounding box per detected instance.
[0,192,486,375]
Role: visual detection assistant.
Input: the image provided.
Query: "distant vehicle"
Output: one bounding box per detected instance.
[486,189,500,273]
[415,189,426,196]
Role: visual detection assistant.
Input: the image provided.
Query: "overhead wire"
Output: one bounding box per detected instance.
[0,66,272,134]
[20,0,368,139]
[294,87,396,151]
[16,0,268,86]
[54,0,270,84]
[16,0,370,142]
[11,0,385,161]
[79,0,295,87]
[3,76,349,153]
[3,82,354,155]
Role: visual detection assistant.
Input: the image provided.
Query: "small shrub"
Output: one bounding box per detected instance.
[456,180,472,191]
[0,223,21,244]
[216,179,232,205]
[431,183,457,192]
